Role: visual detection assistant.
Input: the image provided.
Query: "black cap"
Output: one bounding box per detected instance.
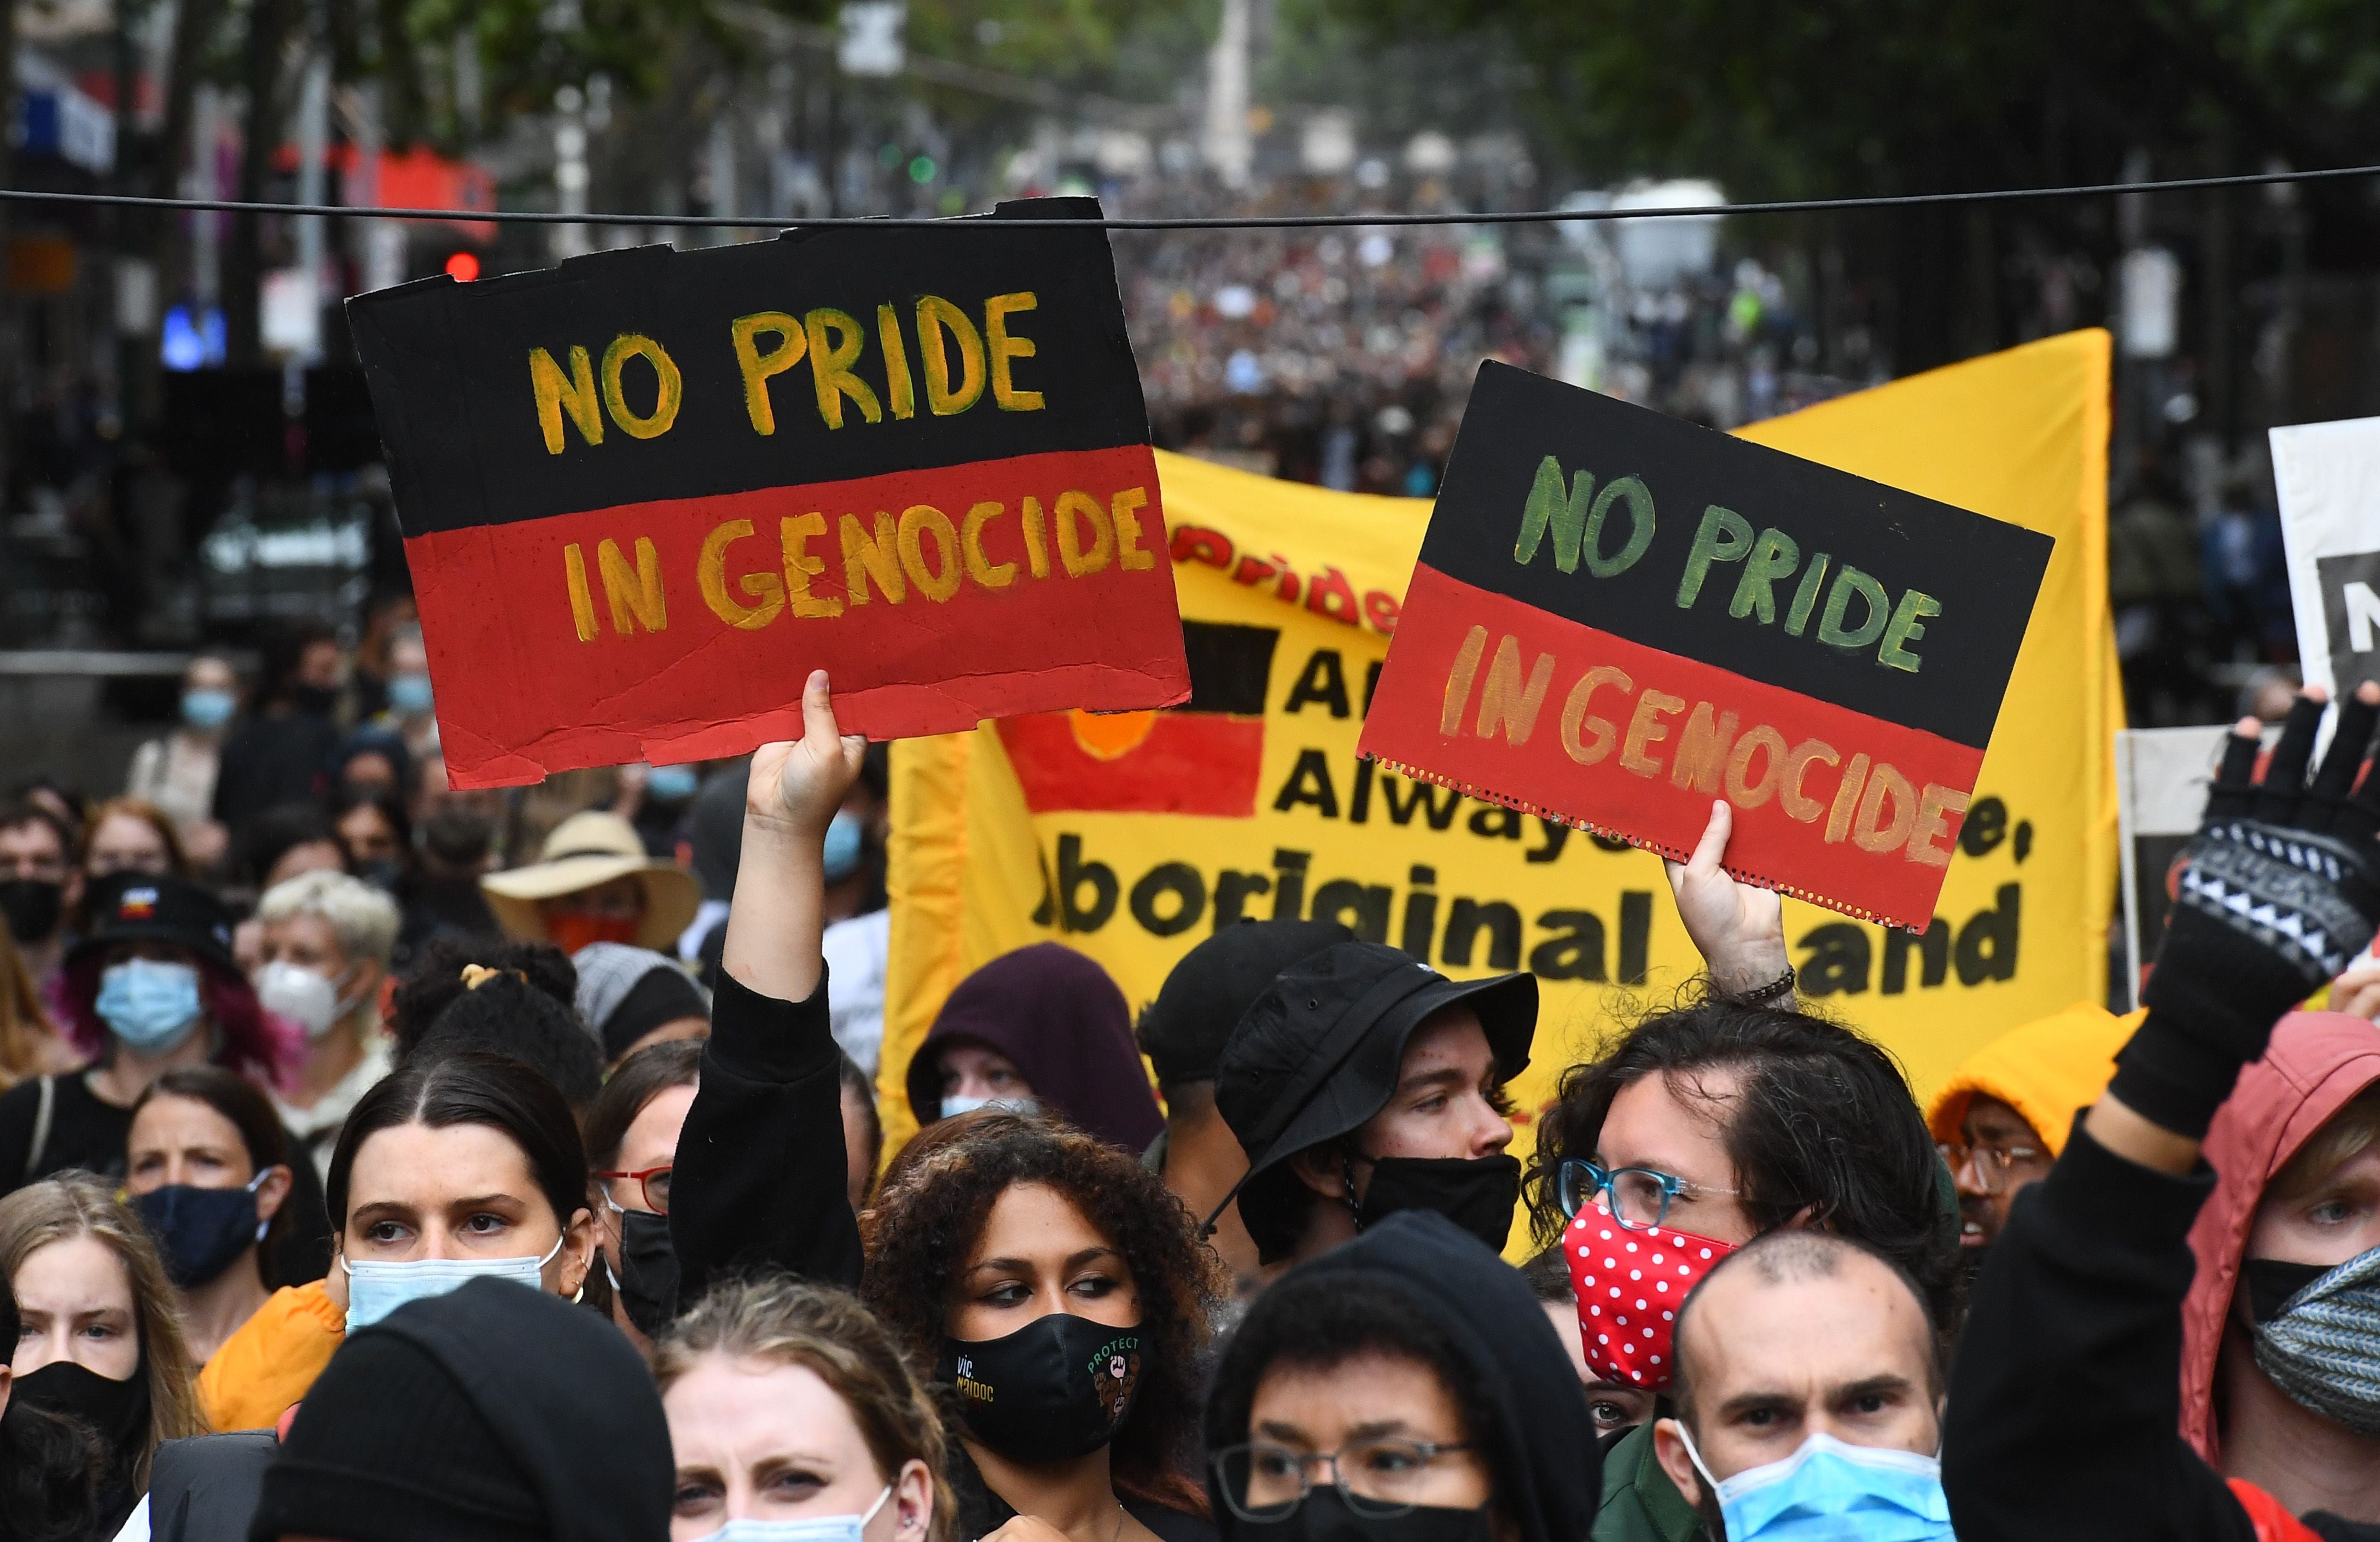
[67,872,238,977]
[1215,940,1535,1258]
[1137,920,1354,1087]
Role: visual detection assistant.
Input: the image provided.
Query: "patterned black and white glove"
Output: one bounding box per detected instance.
[2113,689,2380,1137]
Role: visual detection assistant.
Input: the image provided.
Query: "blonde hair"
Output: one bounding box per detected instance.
[2270,1085,2380,1204]
[0,928,57,1085]
[0,1174,209,1482]
[258,869,403,968]
[654,1276,952,1542]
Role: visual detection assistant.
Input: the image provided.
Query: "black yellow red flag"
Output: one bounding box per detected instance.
[347,197,1188,788]
[1358,362,2053,929]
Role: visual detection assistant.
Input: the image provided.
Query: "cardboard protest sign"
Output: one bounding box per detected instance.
[1355,362,2055,930]
[2115,725,2234,1009]
[883,330,2121,1223]
[2272,416,2380,706]
[346,197,1188,788]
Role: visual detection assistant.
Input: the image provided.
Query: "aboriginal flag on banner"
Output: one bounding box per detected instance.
[346,197,1188,789]
[996,620,1278,817]
[1359,362,2054,930]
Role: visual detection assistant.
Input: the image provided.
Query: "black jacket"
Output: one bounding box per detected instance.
[670,968,865,1304]
[1943,1118,2380,1542]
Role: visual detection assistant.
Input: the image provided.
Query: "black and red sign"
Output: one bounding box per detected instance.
[1358,362,2053,928]
[347,198,1188,788]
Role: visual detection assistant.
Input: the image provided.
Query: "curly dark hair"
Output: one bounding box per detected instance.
[1522,996,1964,1340]
[390,935,578,1055]
[859,1110,1223,1515]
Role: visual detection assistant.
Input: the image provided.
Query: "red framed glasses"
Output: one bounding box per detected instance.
[594,1165,673,1215]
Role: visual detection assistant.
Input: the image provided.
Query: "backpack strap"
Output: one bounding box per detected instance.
[23,1074,54,1184]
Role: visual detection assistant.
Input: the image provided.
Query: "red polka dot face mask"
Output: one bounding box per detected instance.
[1564,1203,1737,1392]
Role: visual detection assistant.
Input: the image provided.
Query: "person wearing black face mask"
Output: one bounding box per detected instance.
[863,1110,1225,1542]
[584,1038,703,1352]
[1204,1211,1599,1542]
[0,1174,207,1534]
[124,1070,301,1365]
[0,1269,108,1542]
[1212,942,1537,1273]
[0,802,81,1001]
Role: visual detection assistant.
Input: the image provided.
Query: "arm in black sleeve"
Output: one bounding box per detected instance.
[1943,1117,2254,1542]
[0,1080,33,1191]
[668,967,864,1306]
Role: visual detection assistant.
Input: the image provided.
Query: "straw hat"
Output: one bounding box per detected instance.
[481,811,702,952]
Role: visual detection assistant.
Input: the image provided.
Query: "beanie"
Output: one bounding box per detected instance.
[249,1328,543,1542]
[574,944,711,1062]
[248,1277,671,1542]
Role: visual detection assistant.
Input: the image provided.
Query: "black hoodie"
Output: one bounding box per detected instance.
[249,1277,673,1542]
[1204,1211,1602,1542]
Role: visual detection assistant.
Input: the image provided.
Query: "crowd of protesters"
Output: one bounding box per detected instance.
[1,621,2379,1542]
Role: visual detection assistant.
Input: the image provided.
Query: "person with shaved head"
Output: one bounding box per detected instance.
[1649,1231,1953,1540]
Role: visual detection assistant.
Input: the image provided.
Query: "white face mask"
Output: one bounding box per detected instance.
[694,1486,893,1542]
[255,960,362,1040]
[341,1235,565,1331]
[941,1094,1037,1120]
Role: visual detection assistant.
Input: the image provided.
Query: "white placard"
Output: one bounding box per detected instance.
[2271,416,2380,705]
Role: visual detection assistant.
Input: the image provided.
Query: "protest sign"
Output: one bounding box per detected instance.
[346,197,1188,789]
[1354,362,2055,931]
[2115,725,2234,1010]
[882,329,2121,1233]
[2272,416,2380,706]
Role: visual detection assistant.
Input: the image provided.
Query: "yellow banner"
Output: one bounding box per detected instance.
[882,331,2119,1187]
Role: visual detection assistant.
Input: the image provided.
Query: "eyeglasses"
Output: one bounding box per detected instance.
[595,1165,673,1215]
[1935,1141,2044,1195]
[1557,1159,1739,1233]
[1210,1439,1479,1521]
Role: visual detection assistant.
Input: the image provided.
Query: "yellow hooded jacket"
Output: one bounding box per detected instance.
[1927,1000,2144,1155]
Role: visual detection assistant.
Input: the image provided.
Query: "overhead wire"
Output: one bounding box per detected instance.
[0,160,2371,233]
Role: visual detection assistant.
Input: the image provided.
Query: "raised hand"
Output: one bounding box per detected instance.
[724,670,868,1002]
[1665,799,1794,1002]
[746,669,869,841]
[2105,682,2380,1149]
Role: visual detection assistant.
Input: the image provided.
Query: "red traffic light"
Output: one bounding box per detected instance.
[444,251,482,281]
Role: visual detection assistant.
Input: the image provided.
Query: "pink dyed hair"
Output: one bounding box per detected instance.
[58,950,304,1090]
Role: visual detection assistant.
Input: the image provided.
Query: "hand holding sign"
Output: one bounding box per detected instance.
[750,668,870,840]
[1665,800,1794,1002]
[1358,363,2054,929]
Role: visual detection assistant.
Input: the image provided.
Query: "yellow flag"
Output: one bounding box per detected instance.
[882,330,2119,1208]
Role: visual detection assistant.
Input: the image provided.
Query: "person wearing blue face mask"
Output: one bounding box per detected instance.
[192,1034,598,1433]
[655,1275,948,1542]
[126,653,239,874]
[367,627,441,766]
[0,872,298,1195]
[1648,1231,1952,1542]
[124,1069,298,1365]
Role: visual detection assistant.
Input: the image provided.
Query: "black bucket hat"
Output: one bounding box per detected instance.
[1136,919,1354,1088]
[1213,940,1535,1251]
[67,872,240,977]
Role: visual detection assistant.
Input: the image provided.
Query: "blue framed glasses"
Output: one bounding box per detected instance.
[1556,1158,1736,1232]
